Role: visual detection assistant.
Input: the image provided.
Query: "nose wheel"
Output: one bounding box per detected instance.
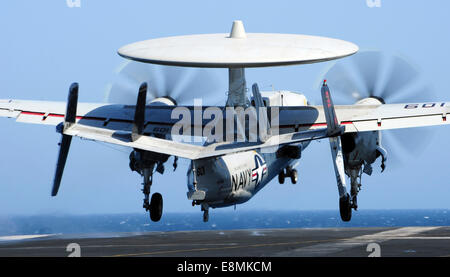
[278,167,298,184]
[289,168,298,184]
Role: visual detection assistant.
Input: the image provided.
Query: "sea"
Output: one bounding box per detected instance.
[0,210,449,237]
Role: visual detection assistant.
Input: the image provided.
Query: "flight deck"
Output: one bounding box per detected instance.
[1,226,449,257]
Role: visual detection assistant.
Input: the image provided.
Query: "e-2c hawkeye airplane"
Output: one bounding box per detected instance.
[1,21,449,222]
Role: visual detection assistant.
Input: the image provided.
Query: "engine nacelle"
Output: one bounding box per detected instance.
[129,149,169,175]
[341,133,356,154]
[149,96,177,106]
[339,96,387,175]
[341,131,385,174]
[276,145,302,159]
[127,96,176,176]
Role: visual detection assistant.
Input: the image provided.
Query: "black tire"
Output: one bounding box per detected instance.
[339,194,352,222]
[278,171,285,184]
[290,169,298,184]
[150,193,163,222]
[203,210,209,222]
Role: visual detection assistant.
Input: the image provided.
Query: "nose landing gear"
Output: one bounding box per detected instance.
[201,203,209,222]
[278,166,298,184]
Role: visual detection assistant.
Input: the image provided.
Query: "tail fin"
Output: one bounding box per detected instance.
[252,83,271,141]
[51,82,78,196]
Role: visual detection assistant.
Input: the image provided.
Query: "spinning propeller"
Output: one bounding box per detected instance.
[105,61,226,106]
[318,51,436,168]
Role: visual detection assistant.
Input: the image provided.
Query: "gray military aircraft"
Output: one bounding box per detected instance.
[1,21,448,222]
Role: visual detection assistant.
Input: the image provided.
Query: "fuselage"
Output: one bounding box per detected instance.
[184,94,387,210]
[186,90,310,209]
[187,142,309,208]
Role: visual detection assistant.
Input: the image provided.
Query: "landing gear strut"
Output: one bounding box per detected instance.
[130,150,168,222]
[141,167,153,212]
[348,167,362,211]
[201,203,209,222]
[338,167,362,222]
[141,167,164,222]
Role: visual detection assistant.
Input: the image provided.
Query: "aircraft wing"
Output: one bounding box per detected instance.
[0,100,118,125]
[0,99,330,159]
[274,102,450,133]
[63,123,329,160]
[1,98,449,159]
[315,102,450,133]
[356,102,450,131]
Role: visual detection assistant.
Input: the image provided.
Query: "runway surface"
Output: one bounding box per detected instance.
[1,226,450,257]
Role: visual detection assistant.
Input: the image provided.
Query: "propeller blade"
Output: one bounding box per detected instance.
[159,66,190,99]
[319,62,362,104]
[378,55,419,101]
[385,84,435,104]
[105,61,224,106]
[51,83,78,196]
[107,61,163,104]
[351,51,382,96]
[173,68,223,105]
[318,51,435,169]
[381,124,437,171]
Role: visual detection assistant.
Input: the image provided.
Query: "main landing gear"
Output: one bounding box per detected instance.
[348,167,362,210]
[338,178,360,222]
[278,166,298,184]
[338,167,363,222]
[129,150,170,222]
[139,166,164,222]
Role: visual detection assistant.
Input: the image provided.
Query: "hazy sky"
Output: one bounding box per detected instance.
[1,0,450,217]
